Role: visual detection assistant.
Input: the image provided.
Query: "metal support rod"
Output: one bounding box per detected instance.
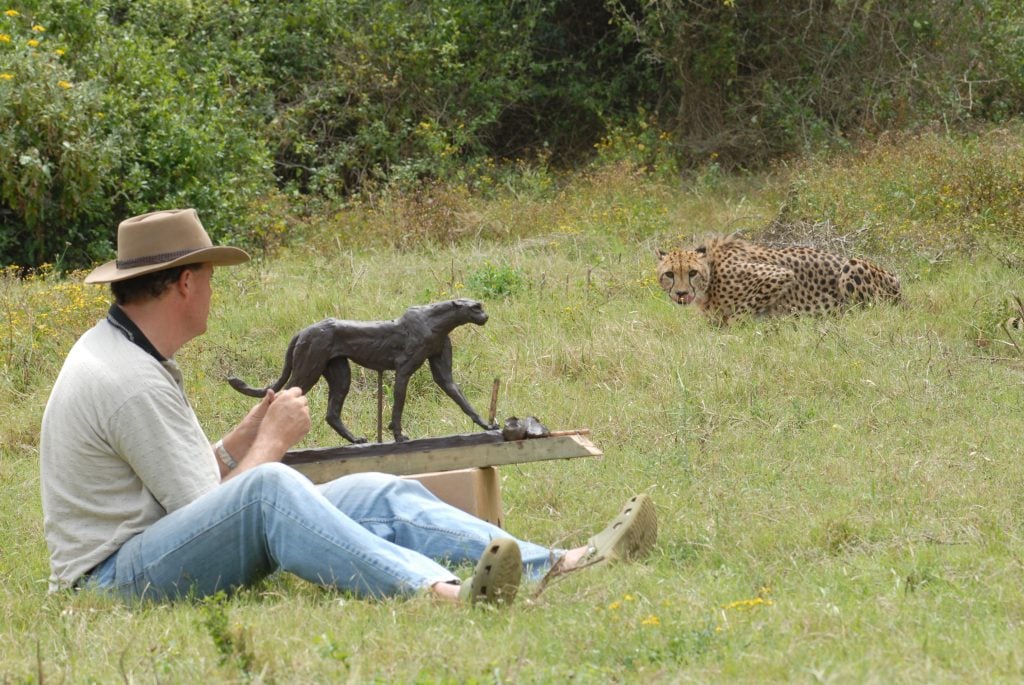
[488,377,500,426]
[376,370,384,443]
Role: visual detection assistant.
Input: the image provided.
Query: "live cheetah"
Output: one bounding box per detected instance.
[655,236,900,325]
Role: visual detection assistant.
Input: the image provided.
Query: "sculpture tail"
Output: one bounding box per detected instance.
[226,335,298,398]
[226,375,270,397]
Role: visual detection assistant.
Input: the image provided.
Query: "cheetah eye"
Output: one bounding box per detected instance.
[662,271,674,280]
[688,269,698,278]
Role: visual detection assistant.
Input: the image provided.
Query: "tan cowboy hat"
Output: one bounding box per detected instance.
[85,208,250,283]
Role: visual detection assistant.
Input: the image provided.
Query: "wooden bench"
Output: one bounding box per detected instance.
[283,429,601,527]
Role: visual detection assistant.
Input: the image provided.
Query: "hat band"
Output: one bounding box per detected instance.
[116,248,202,270]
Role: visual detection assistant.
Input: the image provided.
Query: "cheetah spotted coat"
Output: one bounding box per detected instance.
[655,236,901,325]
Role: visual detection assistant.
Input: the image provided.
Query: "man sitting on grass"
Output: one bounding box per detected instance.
[39,208,657,605]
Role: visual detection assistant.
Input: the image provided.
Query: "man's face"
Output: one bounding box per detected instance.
[188,263,215,336]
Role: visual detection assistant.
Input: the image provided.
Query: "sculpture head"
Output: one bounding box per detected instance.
[451,298,488,325]
[413,298,488,326]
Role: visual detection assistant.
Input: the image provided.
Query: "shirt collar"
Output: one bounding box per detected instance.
[106,303,167,362]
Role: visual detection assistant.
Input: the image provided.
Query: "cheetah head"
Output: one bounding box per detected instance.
[655,248,709,306]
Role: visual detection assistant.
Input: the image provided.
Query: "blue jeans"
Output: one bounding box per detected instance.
[83,463,559,601]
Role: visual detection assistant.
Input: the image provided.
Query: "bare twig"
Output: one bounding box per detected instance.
[1002,321,1022,355]
[1000,295,1024,355]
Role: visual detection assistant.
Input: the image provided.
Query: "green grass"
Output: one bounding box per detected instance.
[4,130,1024,682]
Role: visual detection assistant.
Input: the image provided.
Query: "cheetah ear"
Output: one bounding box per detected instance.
[656,248,668,261]
[695,245,707,255]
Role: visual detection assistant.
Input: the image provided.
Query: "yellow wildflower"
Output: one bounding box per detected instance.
[641,615,661,626]
[722,596,775,611]
[607,601,621,611]
[4,9,19,17]
[54,48,64,56]
[0,73,13,80]
[26,38,39,47]
[57,80,71,89]
[0,33,10,42]
[31,24,44,32]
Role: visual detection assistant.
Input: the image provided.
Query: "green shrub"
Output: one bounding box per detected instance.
[609,0,1024,167]
[256,0,540,197]
[0,6,116,268]
[466,261,525,299]
[84,17,272,244]
[0,1,272,269]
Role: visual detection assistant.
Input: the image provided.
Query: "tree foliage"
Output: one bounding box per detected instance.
[0,1,271,268]
[1,0,1023,268]
[611,0,1024,166]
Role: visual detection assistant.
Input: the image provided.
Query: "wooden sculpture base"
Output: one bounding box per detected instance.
[283,429,600,526]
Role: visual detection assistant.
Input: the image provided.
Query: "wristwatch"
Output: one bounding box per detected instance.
[213,439,238,470]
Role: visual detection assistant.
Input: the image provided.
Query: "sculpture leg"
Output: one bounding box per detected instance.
[323,357,367,443]
[429,355,497,430]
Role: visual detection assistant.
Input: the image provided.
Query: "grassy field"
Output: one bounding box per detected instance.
[3,129,1024,682]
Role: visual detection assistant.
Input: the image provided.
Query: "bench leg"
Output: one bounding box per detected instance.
[404,466,505,528]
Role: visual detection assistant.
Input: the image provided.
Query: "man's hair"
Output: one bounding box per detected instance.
[110,263,204,305]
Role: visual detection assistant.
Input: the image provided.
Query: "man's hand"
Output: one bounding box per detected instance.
[260,387,311,448]
[219,387,311,481]
[250,388,276,420]
[236,387,276,432]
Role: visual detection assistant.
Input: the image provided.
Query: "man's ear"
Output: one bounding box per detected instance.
[176,267,193,293]
[175,265,199,297]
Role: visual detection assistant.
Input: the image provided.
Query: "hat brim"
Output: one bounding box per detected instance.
[84,246,250,284]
